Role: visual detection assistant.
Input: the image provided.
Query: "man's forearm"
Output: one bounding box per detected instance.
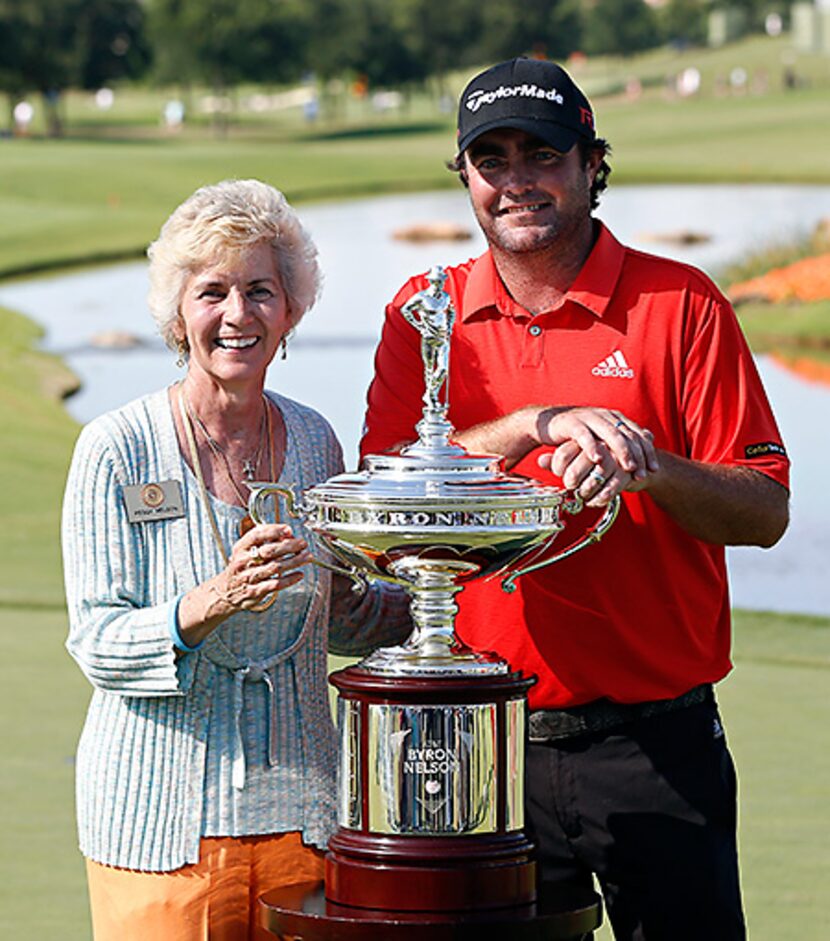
[455,409,788,548]
[642,450,789,547]
[453,406,544,466]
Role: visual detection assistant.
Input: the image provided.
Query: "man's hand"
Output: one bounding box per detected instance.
[535,407,659,507]
[537,408,789,544]
[454,404,658,507]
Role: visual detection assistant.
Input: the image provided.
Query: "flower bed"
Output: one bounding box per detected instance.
[729,253,830,303]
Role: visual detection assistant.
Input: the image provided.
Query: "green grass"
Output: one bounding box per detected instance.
[0,307,79,607]
[737,298,830,354]
[722,229,830,285]
[0,607,90,940]
[2,34,830,278]
[599,86,830,183]
[0,129,457,278]
[593,611,830,940]
[0,307,828,940]
[724,233,830,365]
[708,611,830,938]
[2,603,828,939]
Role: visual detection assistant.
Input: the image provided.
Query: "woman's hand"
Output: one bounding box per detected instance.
[213,523,312,611]
[176,524,313,649]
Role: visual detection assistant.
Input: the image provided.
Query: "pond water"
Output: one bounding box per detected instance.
[2,184,829,617]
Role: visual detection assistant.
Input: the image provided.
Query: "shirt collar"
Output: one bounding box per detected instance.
[460,221,625,322]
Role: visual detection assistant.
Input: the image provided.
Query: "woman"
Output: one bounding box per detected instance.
[62,179,410,940]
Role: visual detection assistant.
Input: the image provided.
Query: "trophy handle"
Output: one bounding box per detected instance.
[248,482,300,524]
[499,495,620,594]
[248,483,367,592]
[312,557,369,593]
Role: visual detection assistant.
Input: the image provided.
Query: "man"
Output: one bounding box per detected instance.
[360,57,790,939]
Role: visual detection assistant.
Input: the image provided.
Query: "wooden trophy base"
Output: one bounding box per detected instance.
[259,880,602,940]
[326,830,536,912]
[258,666,605,937]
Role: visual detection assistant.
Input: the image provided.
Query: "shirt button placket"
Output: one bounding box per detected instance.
[521,321,545,368]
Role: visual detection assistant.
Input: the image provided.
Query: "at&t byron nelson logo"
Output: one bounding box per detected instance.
[403,744,461,775]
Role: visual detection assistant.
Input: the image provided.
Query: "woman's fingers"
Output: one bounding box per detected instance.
[224,523,313,609]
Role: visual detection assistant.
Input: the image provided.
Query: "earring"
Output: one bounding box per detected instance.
[279,336,288,361]
[175,339,189,368]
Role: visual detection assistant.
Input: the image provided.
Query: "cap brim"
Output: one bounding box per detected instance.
[458,118,584,155]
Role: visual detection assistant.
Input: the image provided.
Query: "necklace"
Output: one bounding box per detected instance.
[182,389,275,519]
[179,388,278,612]
[189,398,267,488]
[181,387,276,529]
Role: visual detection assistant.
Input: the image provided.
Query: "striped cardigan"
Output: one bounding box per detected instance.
[62,387,409,871]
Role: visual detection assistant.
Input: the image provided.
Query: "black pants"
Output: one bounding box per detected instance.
[525,696,746,940]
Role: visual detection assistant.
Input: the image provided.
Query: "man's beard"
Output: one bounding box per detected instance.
[474,187,592,256]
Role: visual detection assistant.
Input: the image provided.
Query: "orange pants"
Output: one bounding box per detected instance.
[86,832,325,941]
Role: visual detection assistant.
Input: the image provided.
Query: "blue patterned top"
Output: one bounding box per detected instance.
[62,387,410,871]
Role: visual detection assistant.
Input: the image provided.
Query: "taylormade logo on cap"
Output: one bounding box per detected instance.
[456,58,596,154]
[465,84,565,113]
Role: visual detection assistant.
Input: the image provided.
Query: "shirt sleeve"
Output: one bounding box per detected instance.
[311,406,413,655]
[681,288,790,490]
[62,421,194,697]
[327,578,413,657]
[360,279,429,461]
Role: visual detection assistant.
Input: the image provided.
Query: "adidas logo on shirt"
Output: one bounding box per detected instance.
[592,350,634,379]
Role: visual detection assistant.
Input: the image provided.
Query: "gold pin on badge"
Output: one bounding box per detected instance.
[141,483,165,508]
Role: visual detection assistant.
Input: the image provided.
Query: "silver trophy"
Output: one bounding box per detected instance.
[249,265,618,913]
[250,266,617,677]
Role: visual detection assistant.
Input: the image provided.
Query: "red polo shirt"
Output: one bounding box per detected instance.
[361,223,789,709]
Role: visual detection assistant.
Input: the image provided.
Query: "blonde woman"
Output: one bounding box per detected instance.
[62,179,410,940]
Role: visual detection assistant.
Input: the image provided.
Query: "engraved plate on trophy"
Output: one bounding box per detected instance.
[366,703,498,835]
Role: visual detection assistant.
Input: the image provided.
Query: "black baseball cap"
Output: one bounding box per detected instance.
[457,57,596,155]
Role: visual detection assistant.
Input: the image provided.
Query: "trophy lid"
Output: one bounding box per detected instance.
[305,443,567,511]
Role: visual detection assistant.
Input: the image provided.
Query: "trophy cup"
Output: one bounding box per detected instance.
[251,266,618,923]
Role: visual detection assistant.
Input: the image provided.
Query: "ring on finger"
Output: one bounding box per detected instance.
[248,546,265,565]
[588,466,606,487]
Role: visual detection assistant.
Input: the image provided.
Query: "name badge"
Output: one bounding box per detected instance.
[123,480,185,523]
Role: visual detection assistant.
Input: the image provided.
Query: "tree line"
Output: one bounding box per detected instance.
[0,0,791,134]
